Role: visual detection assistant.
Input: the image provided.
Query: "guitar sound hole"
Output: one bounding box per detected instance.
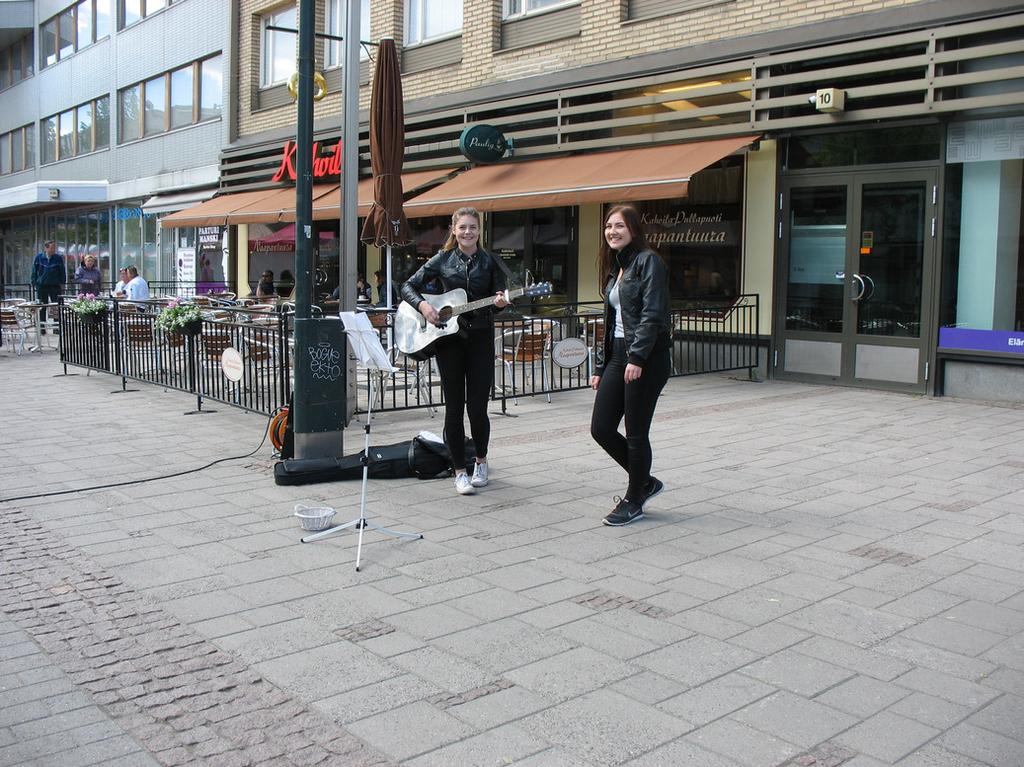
[438,307,453,322]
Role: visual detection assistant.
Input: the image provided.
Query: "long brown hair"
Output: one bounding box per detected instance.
[443,207,482,251]
[597,205,651,295]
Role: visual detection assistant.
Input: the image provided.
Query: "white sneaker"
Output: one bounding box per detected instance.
[470,461,489,488]
[454,473,475,495]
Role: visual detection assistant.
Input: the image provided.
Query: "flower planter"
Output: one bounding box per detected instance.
[180,319,203,336]
[81,310,107,326]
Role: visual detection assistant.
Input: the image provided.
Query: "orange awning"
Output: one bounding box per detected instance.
[160,188,287,227]
[228,184,338,224]
[306,167,458,220]
[402,136,759,217]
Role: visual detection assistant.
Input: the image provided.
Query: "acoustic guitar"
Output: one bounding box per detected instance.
[395,282,553,360]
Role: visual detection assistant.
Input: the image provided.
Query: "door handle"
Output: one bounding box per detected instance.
[860,273,875,302]
[851,273,867,301]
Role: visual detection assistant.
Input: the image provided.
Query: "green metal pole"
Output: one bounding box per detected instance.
[291,0,345,460]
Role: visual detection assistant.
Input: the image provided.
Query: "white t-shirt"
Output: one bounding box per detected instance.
[125,276,150,301]
[113,279,126,296]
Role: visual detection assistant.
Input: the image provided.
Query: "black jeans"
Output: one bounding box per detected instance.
[590,337,671,502]
[36,284,61,324]
[434,328,494,471]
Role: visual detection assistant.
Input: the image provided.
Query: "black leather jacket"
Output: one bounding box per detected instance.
[597,246,671,374]
[401,247,507,331]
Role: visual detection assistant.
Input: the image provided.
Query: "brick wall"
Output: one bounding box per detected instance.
[236,0,930,139]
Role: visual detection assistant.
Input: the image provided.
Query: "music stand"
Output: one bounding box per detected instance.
[301,312,422,570]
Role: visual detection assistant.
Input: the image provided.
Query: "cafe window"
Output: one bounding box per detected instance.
[0,125,33,176]
[626,158,745,303]
[119,54,222,142]
[45,208,113,288]
[40,0,112,70]
[262,4,297,87]
[121,0,168,29]
[248,222,297,298]
[405,0,462,46]
[325,0,370,67]
[41,96,110,164]
[392,216,450,287]
[940,119,1024,350]
[490,207,576,310]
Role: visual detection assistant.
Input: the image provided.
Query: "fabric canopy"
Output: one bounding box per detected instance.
[402,135,759,217]
[160,188,285,227]
[162,169,456,228]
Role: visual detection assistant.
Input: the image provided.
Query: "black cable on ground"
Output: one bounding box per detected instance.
[0,408,280,504]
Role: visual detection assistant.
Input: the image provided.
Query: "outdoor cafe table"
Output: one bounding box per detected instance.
[14,302,57,353]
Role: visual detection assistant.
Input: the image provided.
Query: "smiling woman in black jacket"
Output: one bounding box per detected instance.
[590,205,672,526]
[401,207,510,496]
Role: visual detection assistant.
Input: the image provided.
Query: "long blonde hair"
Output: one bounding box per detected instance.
[443,207,481,251]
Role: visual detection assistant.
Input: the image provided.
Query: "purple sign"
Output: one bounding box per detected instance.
[939,327,1024,355]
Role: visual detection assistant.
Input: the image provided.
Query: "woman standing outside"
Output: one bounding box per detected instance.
[590,205,672,526]
[401,207,509,495]
[75,255,102,296]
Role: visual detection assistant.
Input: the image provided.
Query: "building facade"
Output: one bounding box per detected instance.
[0,0,230,297]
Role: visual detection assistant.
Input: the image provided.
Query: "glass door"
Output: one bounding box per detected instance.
[777,170,937,390]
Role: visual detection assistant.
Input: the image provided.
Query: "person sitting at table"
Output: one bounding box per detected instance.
[74,255,102,296]
[356,275,372,302]
[256,270,276,298]
[30,239,64,328]
[374,270,399,307]
[124,265,150,301]
[112,268,129,298]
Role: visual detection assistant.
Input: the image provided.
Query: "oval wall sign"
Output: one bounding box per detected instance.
[459,124,509,163]
[552,337,588,370]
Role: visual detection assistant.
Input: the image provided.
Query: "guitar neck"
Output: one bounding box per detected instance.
[449,287,527,317]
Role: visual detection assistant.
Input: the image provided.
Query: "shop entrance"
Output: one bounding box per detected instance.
[775,169,938,391]
[489,207,577,308]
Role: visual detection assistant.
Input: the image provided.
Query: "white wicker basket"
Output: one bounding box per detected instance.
[294,504,336,532]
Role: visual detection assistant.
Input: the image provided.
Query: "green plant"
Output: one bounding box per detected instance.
[154,299,204,333]
[69,293,107,317]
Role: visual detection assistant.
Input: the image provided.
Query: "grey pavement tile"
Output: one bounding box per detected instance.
[516,601,596,630]
[794,636,913,681]
[637,635,760,688]
[254,641,399,700]
[894,667,1001,709]
[315,672,442,724]
[674,554,789,590]
[741,648,854,697]
[590,605,696,648]
[897,742,991,766]
[835,710,941,763]
[898,616,1007,656]
[940,722,1024,767]
[876,635,998,681]
[445,586,540,621]
[345,700,477,762]
[404,723,548,767]
[554,615,662,661]
[888,691,973,730]
[506,647,636,703]
[622,738,746,766]
[213,617,339,664]
[778,597,916,647]
[656,573,736,601]
[816,674,912,719]
[881,588,966,621]
[966,693,1024,740]
[520,689,691,766]
[385,603,483,640]
[390,646,497,692]
[683,718,802,767]
[504,747,597,766]
[933,571,1023,604]
[842,563,944,599]
[433,617,576,675]
[762,571,851,601]
[981,632,1024,672]
[732,690,858,747]
[701,586,812,628]
[612,670,690,706]
[667,608,749,640]
[727,622,811,655]
[980,667,1024,696]
[657,672,775,726]
[445,684,551,730]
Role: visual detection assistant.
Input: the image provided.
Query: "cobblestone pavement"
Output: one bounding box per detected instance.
[1,351,1023,766]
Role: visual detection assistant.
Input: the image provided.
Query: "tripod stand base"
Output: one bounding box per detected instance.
[301,517,422,544]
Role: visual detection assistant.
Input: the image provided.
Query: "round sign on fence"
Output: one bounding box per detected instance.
[221,347,244,382]
[552,337,588,369]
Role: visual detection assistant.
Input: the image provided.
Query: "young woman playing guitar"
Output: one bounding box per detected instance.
[400,207,510,496]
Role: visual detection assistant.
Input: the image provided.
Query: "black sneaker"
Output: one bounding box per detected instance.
[603,496,644,526]
[641,476,664,507]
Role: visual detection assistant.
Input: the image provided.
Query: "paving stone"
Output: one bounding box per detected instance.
[741,649,854,697]
[684,717,802,767]
[888,691,973,730]
[657,672,775,725]
[505,646,635,702]
[835,710,940,763]
[815,674,911,718]
[637,635,759,687]
[732,690,858,747]
[345,700,475,762]
[939,721,1024,767]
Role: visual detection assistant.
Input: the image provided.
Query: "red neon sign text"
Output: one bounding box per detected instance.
[270,140,342,182]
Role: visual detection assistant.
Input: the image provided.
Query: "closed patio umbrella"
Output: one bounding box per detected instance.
[360,38,411,310]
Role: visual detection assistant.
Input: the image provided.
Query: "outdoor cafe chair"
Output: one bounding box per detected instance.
[498,330,552,404]
[1,308,30,355]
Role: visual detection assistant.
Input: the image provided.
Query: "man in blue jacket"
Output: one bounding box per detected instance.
[31,240,64,329]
